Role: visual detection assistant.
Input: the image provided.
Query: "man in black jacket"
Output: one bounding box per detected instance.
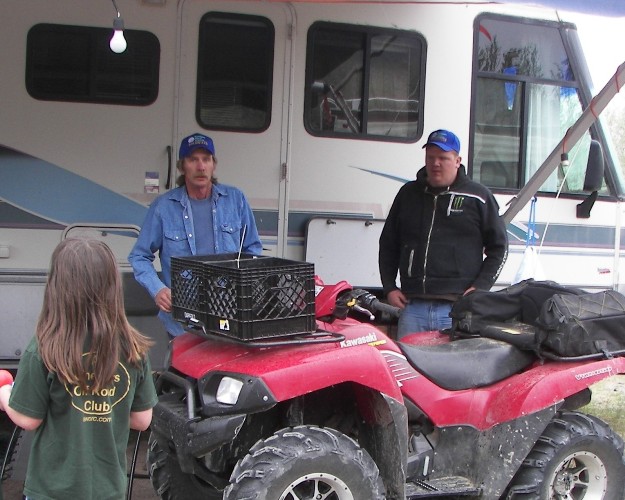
[379,129,508,339]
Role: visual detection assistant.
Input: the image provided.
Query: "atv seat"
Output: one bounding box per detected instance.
[397,337,535,391]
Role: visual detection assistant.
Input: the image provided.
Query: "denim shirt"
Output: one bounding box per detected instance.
[128,184,263,335]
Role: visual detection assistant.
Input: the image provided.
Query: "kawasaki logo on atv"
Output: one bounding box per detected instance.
[340,332,384,348]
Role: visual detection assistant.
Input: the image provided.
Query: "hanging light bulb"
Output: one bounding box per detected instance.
[109,1,127,54]
[110,15,127,53]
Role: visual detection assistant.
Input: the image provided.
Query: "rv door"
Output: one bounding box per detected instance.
[175,1,295,256]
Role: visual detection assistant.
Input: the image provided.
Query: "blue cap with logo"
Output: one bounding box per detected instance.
[422,129,460,154]
[179,133,216,159]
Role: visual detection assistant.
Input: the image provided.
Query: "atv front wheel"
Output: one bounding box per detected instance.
[224,425,385,500]
[504,410,625,499]
[147,433,223,500]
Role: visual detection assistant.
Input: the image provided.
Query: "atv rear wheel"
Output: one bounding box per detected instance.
[147,432,223,500]
[504,410,625,499]
[224,425,385,500]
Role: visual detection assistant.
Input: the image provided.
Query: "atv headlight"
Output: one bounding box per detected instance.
[197,372,277,416]
[216,376,244,405]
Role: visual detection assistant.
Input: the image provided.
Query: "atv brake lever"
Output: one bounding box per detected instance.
[351,289,378,308]
[350,302,375,321]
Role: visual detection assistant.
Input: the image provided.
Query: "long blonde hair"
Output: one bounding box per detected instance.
[36,238,152,392]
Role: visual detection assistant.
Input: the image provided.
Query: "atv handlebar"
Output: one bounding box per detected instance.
[350,289,401,320]
[369,298,402,319]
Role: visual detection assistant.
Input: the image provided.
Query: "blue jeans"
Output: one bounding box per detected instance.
[397,299,453,340]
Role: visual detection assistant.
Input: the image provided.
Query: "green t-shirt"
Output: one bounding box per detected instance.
[9,337,158,500]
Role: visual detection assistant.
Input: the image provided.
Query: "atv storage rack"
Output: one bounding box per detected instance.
[171,253,316,341]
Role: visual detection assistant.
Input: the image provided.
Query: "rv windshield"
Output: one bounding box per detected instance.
[471,15,607,196]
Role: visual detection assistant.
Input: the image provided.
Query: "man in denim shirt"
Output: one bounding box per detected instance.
[129,133,263,337]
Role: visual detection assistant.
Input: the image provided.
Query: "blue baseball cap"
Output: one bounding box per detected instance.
[422,129,460,154]
[179,133,216,159]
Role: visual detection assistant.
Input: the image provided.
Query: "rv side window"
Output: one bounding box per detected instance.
[305,22,425,142]
[471,15,608,195]
[197,13,274,132]
[26,24,159,105]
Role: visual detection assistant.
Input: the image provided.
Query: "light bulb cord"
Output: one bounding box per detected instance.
[111,0,121,17]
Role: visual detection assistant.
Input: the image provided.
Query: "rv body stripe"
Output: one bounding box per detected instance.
[1,146,622,253]
[0,146,147,227]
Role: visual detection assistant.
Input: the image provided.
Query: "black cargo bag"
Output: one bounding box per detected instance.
[536,290,625,358]
[448,279,584,352]
[448,284,524,335]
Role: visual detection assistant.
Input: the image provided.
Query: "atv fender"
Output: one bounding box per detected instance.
[170,327,404,403]
[405,355,625,430]
[484,357,625,426]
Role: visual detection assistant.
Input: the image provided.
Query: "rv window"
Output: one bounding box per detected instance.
[305,22,425,142]
[471,15,608,195]
[26,24,159,105]
[197,13,274,132]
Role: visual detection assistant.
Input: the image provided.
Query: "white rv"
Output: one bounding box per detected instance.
[1,0,623,367]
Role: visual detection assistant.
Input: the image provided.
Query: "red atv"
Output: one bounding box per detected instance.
[148,256,625,499]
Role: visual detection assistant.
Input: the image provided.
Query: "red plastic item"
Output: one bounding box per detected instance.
[0,370,13,387]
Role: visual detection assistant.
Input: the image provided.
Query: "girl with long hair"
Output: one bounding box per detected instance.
[0,238,157,500]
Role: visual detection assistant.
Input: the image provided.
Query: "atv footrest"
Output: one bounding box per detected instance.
[406,476,480,498]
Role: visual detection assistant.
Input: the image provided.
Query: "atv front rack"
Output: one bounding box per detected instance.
[185,324,345,347]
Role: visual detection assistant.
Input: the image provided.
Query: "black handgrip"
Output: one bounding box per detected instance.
[350,289,401,319]
[370,299,401,319]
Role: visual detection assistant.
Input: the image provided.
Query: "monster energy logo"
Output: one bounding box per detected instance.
[452,196,464,209]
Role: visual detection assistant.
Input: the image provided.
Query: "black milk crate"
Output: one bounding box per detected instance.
[171,253,316,341]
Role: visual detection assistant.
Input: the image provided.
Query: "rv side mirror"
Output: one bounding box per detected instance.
[583,139,604,192]
[576,140,604,219]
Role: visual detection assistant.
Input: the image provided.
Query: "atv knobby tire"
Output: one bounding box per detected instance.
[224,425,385,500]
[504,410,625,499]
[147,432,223,500]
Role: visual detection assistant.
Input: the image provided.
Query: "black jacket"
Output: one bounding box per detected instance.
[379,165,508,297]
